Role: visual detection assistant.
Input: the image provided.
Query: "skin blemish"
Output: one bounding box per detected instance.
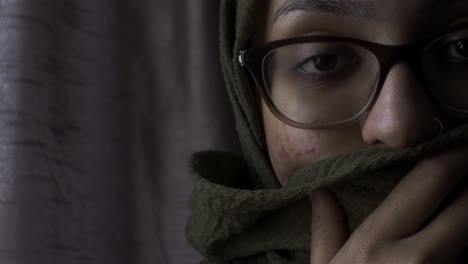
[306,148,316,155]
[280,144,288,157]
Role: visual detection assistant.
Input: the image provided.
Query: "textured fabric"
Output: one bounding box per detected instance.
[186,0,468,263]
[187,128,468,263]
[0,1,236,263]
[218,0,280,189]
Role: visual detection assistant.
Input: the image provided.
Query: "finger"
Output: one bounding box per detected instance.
[310,189,348,264]
[365,146,468,240]
[412,181,468,262]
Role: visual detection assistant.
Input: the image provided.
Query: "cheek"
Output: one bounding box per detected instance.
[263,102,365,185]
[265,117,322,185]
[275,126,321,164]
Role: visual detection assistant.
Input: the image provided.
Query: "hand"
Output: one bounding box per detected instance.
[310,147,468,264]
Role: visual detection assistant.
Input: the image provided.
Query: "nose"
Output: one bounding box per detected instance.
[361,63,440,149]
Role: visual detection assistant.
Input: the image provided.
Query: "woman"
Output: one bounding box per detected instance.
[187,0,468,263]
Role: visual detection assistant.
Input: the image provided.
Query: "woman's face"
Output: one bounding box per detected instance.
[257,0,468,185]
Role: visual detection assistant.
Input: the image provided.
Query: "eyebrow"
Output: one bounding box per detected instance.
[273,0,375,23]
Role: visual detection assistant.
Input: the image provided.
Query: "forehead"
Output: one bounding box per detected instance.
[263,0,468,42]
[269,0,467,21]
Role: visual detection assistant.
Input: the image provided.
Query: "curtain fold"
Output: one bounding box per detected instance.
[0,1,237,263]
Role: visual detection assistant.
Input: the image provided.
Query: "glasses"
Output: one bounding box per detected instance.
[239,25,468,129]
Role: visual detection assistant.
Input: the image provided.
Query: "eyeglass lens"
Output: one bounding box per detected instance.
[422,29,468,114]
[262,29,468,126]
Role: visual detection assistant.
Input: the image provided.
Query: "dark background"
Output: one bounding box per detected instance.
[0,1,239,263]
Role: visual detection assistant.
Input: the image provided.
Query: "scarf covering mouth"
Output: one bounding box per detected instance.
[185,1,468,263]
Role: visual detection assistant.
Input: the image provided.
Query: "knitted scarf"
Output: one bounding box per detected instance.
[186,1,468,263]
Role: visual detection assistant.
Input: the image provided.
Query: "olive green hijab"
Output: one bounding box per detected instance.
[185,1,468,263]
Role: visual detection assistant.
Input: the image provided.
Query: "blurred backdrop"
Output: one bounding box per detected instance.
[0,0,239,263]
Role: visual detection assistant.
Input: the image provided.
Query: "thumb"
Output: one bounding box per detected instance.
[310,189,348,264]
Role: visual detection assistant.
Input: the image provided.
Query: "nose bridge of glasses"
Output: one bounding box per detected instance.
[374,43,424,87]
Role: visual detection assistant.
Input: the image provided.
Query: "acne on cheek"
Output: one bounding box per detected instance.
[286,131,320,158]
[263,102,367,185]
[262,102,325,184]
[266,121,365,185]
[267,123,323,185]
[284,133,320,159]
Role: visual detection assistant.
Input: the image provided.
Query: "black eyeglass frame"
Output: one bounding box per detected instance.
[239,23,468,129]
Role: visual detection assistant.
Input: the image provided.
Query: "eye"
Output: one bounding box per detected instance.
[447,39,468,60]
[296,52,359,78]
[433,36,468,64]
[302,54,338,73]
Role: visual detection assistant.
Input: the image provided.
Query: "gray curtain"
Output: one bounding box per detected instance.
[0,1,239,263]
